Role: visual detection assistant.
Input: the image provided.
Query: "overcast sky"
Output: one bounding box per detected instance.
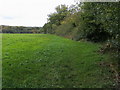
[0,0,76,27]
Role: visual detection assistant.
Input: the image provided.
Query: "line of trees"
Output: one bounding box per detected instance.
[1,25,42,33]
[42,2,120,73]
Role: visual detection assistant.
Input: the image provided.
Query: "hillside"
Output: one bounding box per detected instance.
[2,34,115,88]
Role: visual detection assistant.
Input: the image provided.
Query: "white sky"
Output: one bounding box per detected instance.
[0,0,76,27]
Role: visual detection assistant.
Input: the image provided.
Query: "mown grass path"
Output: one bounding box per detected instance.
[2,34,114,88]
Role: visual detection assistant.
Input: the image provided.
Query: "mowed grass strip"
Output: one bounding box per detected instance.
[2,34,114,88]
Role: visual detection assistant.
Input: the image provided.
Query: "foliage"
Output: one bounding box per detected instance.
[1,25,42,33]
[48,5,69,26]
[43,4,74,34]
[78,2,119,42]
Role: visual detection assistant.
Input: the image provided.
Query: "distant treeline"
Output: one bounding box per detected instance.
[1,25,42,33]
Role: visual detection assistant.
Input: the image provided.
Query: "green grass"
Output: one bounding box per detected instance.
[2,34,114,88]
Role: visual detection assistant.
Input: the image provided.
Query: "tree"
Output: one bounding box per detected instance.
[48,4,69,26]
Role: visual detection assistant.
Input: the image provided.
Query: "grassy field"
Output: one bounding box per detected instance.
[2,34,115,88]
